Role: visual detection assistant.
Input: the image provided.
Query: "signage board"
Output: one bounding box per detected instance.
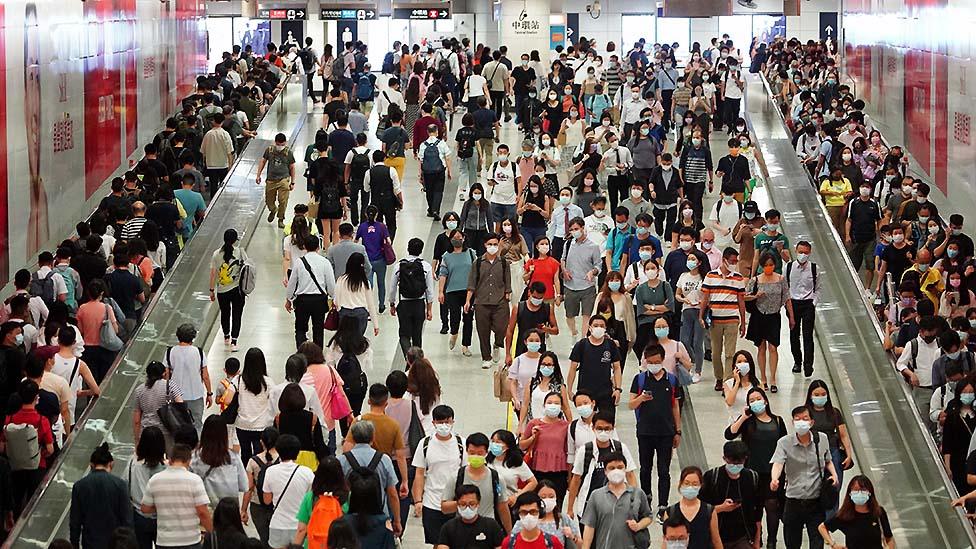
[256,7,307,19]
[320,8,378,20]
[392,7,450,19]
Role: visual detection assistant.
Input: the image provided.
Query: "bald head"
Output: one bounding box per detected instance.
[131,201,146,215]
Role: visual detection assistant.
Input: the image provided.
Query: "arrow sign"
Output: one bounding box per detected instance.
[825,25,833,36]
[566,27,574,37]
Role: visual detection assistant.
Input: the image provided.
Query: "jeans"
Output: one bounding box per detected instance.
[782,497,824,549]
[216,287,245,341]
[826,446,845,520]
[637,434,674,507]
[458,155,479,192]
[339,306,369,337]
[397,299,426,357]
[237,428,263,469]
[185,398,205,435]
[680,307,706,373]
[710,321,740,381]
[294,294,329,349]
[445,290,474,346]
[521,226,547,252]
[790,299,815,369]
[653,204,677,237]
[370,259,388,307]
[475,304,510,360]
[490,202,517,225]
[133,512,157,549]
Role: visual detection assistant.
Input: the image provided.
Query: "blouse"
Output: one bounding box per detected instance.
[236,376,274,431]
[752,277,790,314]
[522,418,569,473]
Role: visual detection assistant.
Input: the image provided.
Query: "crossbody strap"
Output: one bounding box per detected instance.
[300,257,326,295]
[272,465,300,516]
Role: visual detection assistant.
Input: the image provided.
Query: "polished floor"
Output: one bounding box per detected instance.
[203,90,852,547]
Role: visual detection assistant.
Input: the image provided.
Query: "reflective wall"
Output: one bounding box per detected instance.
[844,0,976,222]
[0,0,206,287]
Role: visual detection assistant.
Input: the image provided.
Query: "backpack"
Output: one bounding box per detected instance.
[238,258,257,296]
[581,439,620,492]
[421,140,445,174]
[253,454,281,509]
[382,51,396,75]
[52,265,78,312]
[422,433,464,461]
[385,128,407,159]
[29,270,57,307]
[299,48,315,72]
[4,420,40,471]
[489,161,518,188]
[437,51,454,76]
[356,75,374,102]
[306,493,344,549]
[453,466,501,516]
[344,451,385,507]
[398,258,426,299]
[348,149,371,185]
[456,129,475,159]
[336,353,367,399]
[714,198,743,221]
[331,55,347,80]
[508,532,554,549]
[266,146,291,173]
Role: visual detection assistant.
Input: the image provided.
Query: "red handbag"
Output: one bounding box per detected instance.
[324,306,339,331]
[381,238,396,265]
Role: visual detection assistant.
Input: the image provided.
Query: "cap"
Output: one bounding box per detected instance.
[743,201,760,214]
[33,345,59,362]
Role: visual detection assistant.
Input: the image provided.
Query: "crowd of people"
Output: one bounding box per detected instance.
[7,30,961,549]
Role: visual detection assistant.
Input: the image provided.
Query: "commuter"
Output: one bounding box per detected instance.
[805,380,855,518]
[770,405,839,549]
[549,187,585,263]
[209,229,248,352]
[633,260,675,359]
[262,435,316,549]
[675,251,707,380]
[235,348,274,466]
[744,252,792,391]
[414,123,452,222]
[567,315,623,416]
[439,432,510,530]
[310,142,349,249]
[896,314,942,425]
[190,416,247,504]
[662,466,721,549]
[566,409,637,522]
[435,484,506,549]
[75,280,121,383]
[104,250,145,329]
[342,133,372,226]
[332,252,379,338]
[338,420,403,535]
[466,234,512,369]
[3,380,55,516]
[579,450,653,549]
[561,217,603,339]
[715,138,751,203]
[140,444,212,549]
[201,498,249,549]
[133,361,183,448]
[128,426,166,549]
[648,153,684,237]
[286,235,336,349]
[327,223,370,281]
[845,179,883,292]
[483,51,510,121]
[389,238,434,357]
[499,217,529,300]
[819,168,852,236]
[412,404,466,545]
[502,492,564,548]
[487,145,521,230]
[700,440,762,549]
[680,132,714,221]
[818,475,894,549]
[516,349,573,430]
[240,427,279,544]
[162,323,210,433]
[175,174,207,240]
[201,113,235,194]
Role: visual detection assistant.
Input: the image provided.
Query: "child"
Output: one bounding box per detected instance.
[215,357,241,452]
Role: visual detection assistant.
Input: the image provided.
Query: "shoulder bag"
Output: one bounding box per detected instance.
[629,490,651,548]
[158,379,194,432]
[325,366,353,421]
[100,304,124,352]
[813,433,839,511]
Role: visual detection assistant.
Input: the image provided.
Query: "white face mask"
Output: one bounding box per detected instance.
[593,209,606,218]
[520,514,540,530]
[542,497,558,513]
[606,468,627,484]
[595,430,612,443]
[503,225,513,234]
[458,505,478,520]
[538,244,550,254]
[590,326,606,339]
[435,423,452,437]
[486,245,499,255]
[631,189,643,198]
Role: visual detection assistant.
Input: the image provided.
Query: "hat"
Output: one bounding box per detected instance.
[33,345,59,362]
[743,201,760,214]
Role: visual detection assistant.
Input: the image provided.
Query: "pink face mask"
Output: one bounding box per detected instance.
[951,279,963,288]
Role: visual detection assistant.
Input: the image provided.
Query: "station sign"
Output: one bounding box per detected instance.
[256,7,307,19]
[393,7,451,19]
[320,8,378,20]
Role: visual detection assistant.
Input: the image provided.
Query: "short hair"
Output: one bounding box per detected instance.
[722,247,740,259]
[170,444,194,463]
[599,450,627,467]
[339,223,355,238]
[455,484,481,502]
[791,405,811,418]
[432,404,455,421]
[407,238,424,256]
[176,323,197,343]
[276,434,302,460]
[90,442,114,466]
[465,432,490,450]
[643,343,666,360]
[592,410,615,427]
[514,491,543,512]
[224,357,241,375]
[350,420,375,444]
[368,383,390,405]
[724,440,749,462]
[386,370,408,398]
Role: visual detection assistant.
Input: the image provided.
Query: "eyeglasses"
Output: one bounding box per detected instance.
[540,362,556,367]
[518,509,540,518]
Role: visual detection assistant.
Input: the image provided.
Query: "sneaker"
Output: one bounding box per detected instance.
[231,341,239,353]
[656,507,667,524]
[449,334,458,350]
[714,380,724,392]
[432,213,441,221]
[277,220,286,229]
[492,346,501,363]
[691,373,702,384]
[482,360,493,370]
[792,364,802,373]
[267,208,276,222]
[804,365,814,377]
[440,326,449,335]
[224,336,231,348]
[461,346,472,357]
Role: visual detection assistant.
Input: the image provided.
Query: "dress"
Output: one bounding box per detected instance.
[746,277,789,346]
[405,103,421,141]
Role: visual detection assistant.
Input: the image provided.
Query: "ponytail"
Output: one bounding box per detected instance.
[221,229,239,263]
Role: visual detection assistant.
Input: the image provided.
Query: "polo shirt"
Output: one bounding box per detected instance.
[846,197,882,242]
[770,432,831,500]
[605,227,635,271]
[141,466,210,546]
[580,486,651,547]
[701,269,745,323]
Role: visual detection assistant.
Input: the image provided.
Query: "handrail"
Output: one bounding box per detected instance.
[754,72,976,546]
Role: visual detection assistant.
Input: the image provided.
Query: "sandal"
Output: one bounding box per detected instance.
[770,385,778,393]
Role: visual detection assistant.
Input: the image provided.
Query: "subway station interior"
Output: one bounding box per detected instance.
[1,0,975,547]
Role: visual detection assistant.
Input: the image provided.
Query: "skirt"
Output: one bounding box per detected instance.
[746,309,782,347]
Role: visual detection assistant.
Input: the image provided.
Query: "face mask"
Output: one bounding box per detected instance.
[489,442,505,456]
[692,138,702,147]
[953,228,963,236]
[918,216,930,224]
[680,486,700,500]
[451,238,464,248]
[686,258,699,271]
[737,362,751,375]
[435,423,453,437]
[274,144,286,151]
[679,241,692,251]
[918,263,929,273]
[14,334,23,346]
[559,195,571,205]
[640,128,650,136]
[499,154,509,163]
[522,59,529,67]
[549,93,558,101]
[749,400,767,414]
[766,223,780,233]
[928,225,940,235]
[631,189,644,198]
[796,252,810,264]
[529,185,541,195]
[601,120,611,128]
[468,455,486,468]
[503,225,513,234]
[651,326,669,339]
[472,193,483,201]
[544,403,561,417]
[577,404,593,419]
[571,229,583,240]
[893,234,905,243]
[793,420,812,435]
[661,164,672,171]
[538,244,550,254]
[682,208,694,219]
[606,469,627,484]
[860,187,871,197]
[522,150,533,158]
[639,250,653,262]
[636,226,650,236]
[541,497,558,514]
[593,209,606,218]
[844,490,871,506]
[762,265,775,276]
[666,540,690,549]
[963,393,976,406]
[458,505,479,520]
[811,395,828,407]
[595,430,612,443]
[608,280,621,292]
[725,463,745,476]
[584,177,595,187]
[723,195,735,204]
[527,341,542,353]
[590,326,606,339]
[948,350,962,360]
[917,196,928,204]
[520,514,540,530]
[744,212,756,220]
[530,296,545,306]
[902,185,913,196]
[486,245,499,255]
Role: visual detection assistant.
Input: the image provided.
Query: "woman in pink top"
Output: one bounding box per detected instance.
[298,341,348,453]
[519,391,570,501]
[75,279,120,383]
[653,316,693,379]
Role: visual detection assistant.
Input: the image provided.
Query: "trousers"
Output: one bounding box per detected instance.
[397,299,427,357]
[680,307,706,373]
[475,303,510,361]
[790,299,816,368]
[294,294,328,349]
[782,497,824,549]
[216,287,245,341]
[637,434,674,507]
[445,290,474,346]
[710,321,739,381]
[265,177,291,221]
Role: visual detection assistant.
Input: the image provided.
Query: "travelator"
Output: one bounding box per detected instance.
[2,79,307,549]
[742,74,976,547]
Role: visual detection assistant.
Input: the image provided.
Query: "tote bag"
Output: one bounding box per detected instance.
[99,305,124,352]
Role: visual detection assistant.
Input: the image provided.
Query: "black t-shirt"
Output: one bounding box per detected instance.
[99,194,131,214]
[824,508,892,549]
[146,202,181,239]
[324,99,347,122]
[104,269,143,319]
[629,371,676,436]
[569,338,621,398]
[716,154,751,194]
[472,108,498,139]
[138,158,170,181]
[881,243,914,283]
[511,66,537,95]
[950,232,976,260]
[847,198,882,242]
[328,129,357,165]
[437,516,505,549]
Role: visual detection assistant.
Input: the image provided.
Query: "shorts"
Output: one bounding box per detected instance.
[490,202,517,223]
[850,239,877,271]
[268,527,296,548]
[564,286,597,317]
[422,506,451,545]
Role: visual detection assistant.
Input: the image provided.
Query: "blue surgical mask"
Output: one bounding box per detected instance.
[948,249,959,258]
[850,490,871,506]
[962,393,976,406]
[811,395,829,407]
[14,334,23,346]
[948,350,962,360]
[617,222,629,231]
[529,296,544,306]
[725,463,745,476]
[559,195,571,205]
[749,400,767,414]
[539,365,555,377]
[636,226,649,236]
[654,327,669,339]
[918,263,930,273]
[686,259,698,271]
[679,486,700,500]
[446,220,458,230]
[577,404,593,418]
[608,281,621,292]
[488,442,505,456]
[526,341,542,353]
[639,250,653,262]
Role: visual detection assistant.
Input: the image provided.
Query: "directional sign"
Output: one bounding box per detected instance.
[392,7,450,19]
[819,12,838,42]
[320,8,378,20]
[257,8,307,19]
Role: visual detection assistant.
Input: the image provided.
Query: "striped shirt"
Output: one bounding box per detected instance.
[701,268,745,323]
[120,217,148,240]
[141,466,210,547]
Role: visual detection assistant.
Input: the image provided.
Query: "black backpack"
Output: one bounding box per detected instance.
[344,451,385,507]
[254,454,281,509]
[456,128,475,160]
[349,150,371,185]
[336,353,367,399]
[29,270,57,307]
[299,48,315,72]
[398,258,426,299]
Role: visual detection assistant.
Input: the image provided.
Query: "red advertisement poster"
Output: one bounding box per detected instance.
[122,0,137,157]
[904,49,932,177]
[934,52,948,194]
[84,0,123,198]
[0,3,8,286]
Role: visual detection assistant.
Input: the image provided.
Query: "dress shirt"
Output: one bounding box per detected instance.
[547,203,584,239]
[896,336,940,387]
[620,97,646,125]
[785,260,821,304]
[389,255,435,306]
[287,252,337,300]
[363,166,402,194]
[700,245,723,272]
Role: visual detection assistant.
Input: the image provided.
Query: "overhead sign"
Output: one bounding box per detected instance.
[510,8,542,36]
[320,8,378,20]
[256,7,307,19]
[819,12,838,41]
[393,7,450,19]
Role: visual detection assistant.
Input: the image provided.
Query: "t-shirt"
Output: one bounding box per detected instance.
[328,129,357,164]
[264,461,315,529]
[472,108,498,139]
[141,466,210,547]
[488,161,520,205]
[103,269,143,320]
[675,272,703,309]
[501,532,566,549]
[146,201,182,239]
[569,338,621,397]
[438,516,506,549]
[525,257,560,299]
[381,126,410,158]
[824,508,892,549]
[411,435,467,509]
[492,461,535,500]
[164,344,208,401]
[881,243,914,283]
[511,66,537,94]
[174,189,206,234]
[442,467,500,519]
[344,413,404,456]
[630,371,677,436]
[754,232,791,273]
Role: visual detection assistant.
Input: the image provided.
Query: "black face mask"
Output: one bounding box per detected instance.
[922,333,937,344]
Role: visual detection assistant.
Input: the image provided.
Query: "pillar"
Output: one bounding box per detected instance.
[497,0,550,56]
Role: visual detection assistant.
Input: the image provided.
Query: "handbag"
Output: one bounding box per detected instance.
[324,306,339,331]
[493,360,513,403]
[406,399,425,454]
[381,238,396,266]
[813,434,839,511]
[744,277,760,315]
[629,491,651,548]
[220,381,240,424]
[158,379,194,432]
[99,304,124,352]
[325,367,353,421]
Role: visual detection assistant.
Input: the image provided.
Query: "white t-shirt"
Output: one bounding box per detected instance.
[708,199,742,249]
[36,266,68,297]
[282,235,307,272]
[343,146,374,167]
[51,354,83,422]
[507,353,540,404]
[565,419,621,465]
[164,345,208,401]
[411,434,467,509]
[467,74,487,98]
[584,213,612,248]
[675,272,703,310]
[488,161,520,205]
[264,461,315,529]
[491,460,535,500]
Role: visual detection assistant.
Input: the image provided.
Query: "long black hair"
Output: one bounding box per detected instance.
[343,252,369,293]
[241,347,268,395]
[312,456,349,501]
[328,315,369,356]
[529,351,564,392]
[213,497,246,534]
[136,426,166,468]
[221,229,239,263]
[145,361,165,389]
[488,429,525,468]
